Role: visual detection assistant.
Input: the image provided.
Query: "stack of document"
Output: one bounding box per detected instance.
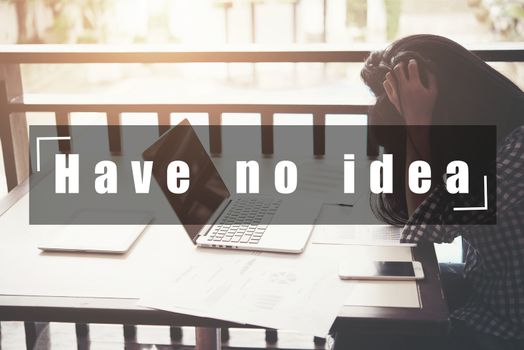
[140,253,354,337]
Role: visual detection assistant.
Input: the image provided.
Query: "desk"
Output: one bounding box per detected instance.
[0,158,449,350]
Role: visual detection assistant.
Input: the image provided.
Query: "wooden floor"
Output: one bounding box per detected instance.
[0,323,330,350]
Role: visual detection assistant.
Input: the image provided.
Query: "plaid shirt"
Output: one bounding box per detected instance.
[401,125,524,339]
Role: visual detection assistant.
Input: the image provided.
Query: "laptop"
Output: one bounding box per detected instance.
[143,119,321,254]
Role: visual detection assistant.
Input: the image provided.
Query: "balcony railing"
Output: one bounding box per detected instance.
[1,43,523,349]
[2,43,523,192]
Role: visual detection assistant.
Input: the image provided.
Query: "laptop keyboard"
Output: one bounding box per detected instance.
[207,198,282,245]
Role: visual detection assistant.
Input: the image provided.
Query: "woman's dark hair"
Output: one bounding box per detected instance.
[361,34,524,225]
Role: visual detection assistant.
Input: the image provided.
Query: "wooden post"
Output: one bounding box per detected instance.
[24,322,48,350]
[265,329,278,344]
[220,328,230,342]
[261,112,273,155]
[106,111,122,155]
[123,324,137,341]
[75,323,90,350]
[195,327,221,350]
[158,111,171,136]
[24,321,37,350]
[0,65,30,192]
[55,111,71,153]
[313,113,325,156]
[75,323,89,338]
[209,112,222,155]
[169,326,183,342]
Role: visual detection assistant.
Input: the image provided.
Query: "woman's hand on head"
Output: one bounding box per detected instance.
[382,59,437,125]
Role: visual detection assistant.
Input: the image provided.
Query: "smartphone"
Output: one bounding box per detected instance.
[338,260,424,281]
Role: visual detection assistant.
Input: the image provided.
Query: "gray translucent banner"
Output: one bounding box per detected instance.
[29,124,496,225]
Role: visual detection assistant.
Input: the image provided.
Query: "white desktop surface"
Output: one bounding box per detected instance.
[0,189,419,309]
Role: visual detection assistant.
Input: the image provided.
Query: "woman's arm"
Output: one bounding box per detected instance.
[401,128,524,244]
[382,60,524,244]
[382,59,437,215]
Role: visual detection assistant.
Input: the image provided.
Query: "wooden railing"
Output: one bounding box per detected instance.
[2,43,523,193]
[1,44,523,349]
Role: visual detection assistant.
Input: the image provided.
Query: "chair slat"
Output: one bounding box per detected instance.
[106,111,122,155]
[55,111,71,153]
[313,114,325,156]
[157,111,171,136]
[261,113,273,155]
[209,112,222,155]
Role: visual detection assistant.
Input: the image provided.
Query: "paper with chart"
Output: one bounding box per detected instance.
[140,254,353,337]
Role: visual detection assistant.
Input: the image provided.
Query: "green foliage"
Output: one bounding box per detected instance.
[346,0,401,40]
[347,0,367,28]
[470,0,524,39]
[384,0,401,41]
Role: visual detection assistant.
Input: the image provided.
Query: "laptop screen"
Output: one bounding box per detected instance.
[142,119,230,240]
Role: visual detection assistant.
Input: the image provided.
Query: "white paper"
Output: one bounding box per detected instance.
[140,254,353,337]
[312,224,415,247]
[345,280,421,308]
[299,162,358,205]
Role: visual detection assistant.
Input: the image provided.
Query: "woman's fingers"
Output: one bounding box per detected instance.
[407,59,420,83]
[383,74,401,113]
[393,63,406,83]
[386,70,396,86]
[389,61,437,125]
[427,70,437,91]
[382,80,394,102]
[386,71,402,113]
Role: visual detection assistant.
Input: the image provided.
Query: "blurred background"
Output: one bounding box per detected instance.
[0,0,523,106]
[3,0,524,45]
[0,3,523,347]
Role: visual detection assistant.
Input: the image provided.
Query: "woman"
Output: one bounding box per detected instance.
[335,35,524,349]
